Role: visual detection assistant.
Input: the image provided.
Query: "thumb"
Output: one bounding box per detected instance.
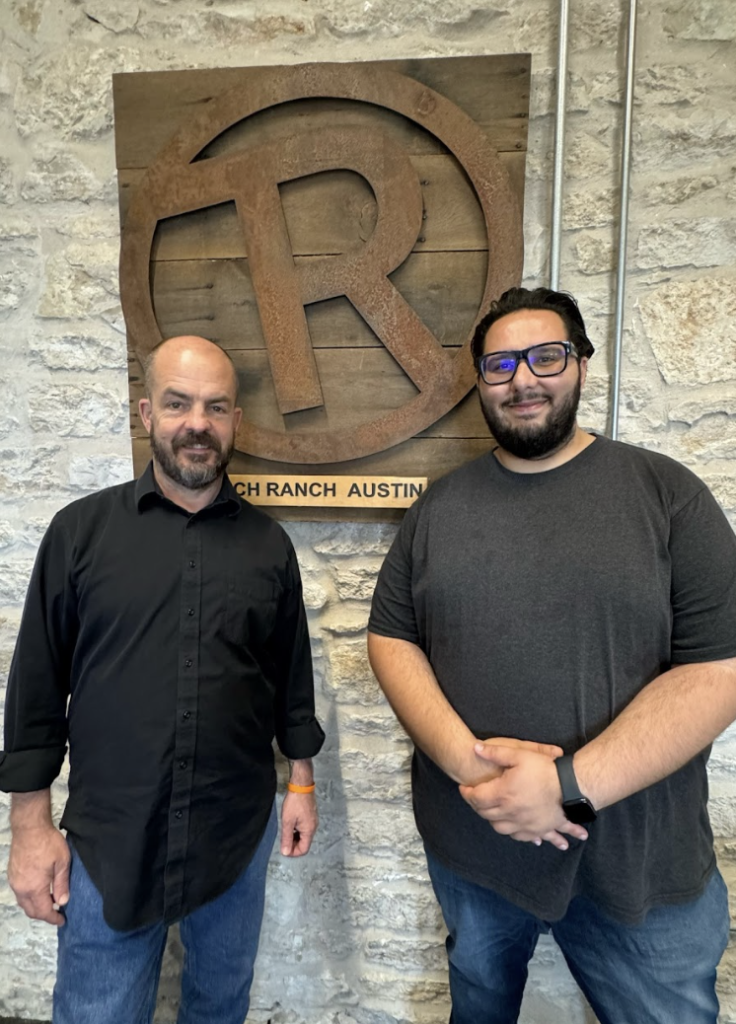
[53,859,70,907]
[473,743,520,769]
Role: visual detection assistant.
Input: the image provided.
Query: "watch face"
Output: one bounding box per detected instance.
[563,798,597,825]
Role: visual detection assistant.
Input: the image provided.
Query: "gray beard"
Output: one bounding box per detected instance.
[479,375,581,461]
[150,425,234,490]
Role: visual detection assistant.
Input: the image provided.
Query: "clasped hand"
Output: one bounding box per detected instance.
[459,738,589,851]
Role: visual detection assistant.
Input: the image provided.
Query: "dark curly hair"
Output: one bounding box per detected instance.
[471,287,595,369]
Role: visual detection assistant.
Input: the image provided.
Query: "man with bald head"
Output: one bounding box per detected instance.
[0,336,324,1024]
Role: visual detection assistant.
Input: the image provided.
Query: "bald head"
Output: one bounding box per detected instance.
[143,336,239,403]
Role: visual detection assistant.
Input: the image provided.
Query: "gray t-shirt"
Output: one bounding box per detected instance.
[369,436,736,922]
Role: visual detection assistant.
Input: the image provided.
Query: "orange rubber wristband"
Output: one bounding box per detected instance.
[287,781,316,794]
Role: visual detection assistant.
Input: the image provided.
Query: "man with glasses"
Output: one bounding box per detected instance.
[368,286,736,1024]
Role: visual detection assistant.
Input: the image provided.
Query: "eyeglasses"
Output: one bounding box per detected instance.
[478,342,577,385]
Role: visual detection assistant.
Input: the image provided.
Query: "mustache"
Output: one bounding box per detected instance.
[172,430,221,452]
[503,392,550,408]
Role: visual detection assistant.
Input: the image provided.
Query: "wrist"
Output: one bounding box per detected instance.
[10,790,54,832]
[288,758,314,788]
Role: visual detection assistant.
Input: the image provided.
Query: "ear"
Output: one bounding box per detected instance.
[233,406,243,432]
[579,357,589,389]
[139,397,153,433]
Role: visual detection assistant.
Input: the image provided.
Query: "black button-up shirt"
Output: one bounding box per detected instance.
[0,464,324,930]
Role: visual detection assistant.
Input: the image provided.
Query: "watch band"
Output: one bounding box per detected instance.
[555,754,585,802]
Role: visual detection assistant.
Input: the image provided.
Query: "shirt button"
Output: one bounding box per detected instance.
[179,760,187,770]
[175,810,183,819]
[187,608,195,616]
[184,658,192,668]
[189,560,196,568]
[182,711,191,720]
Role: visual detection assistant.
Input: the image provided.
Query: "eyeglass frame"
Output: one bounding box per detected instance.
[477,341,578,386]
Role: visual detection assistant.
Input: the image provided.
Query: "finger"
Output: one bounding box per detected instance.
[559,821,589,841]
[18,891,65,926]
[536,743,564,759]
[473,743,519,769]
[540,830,570,851]
[53,858,71,908]
[458,784,504,815]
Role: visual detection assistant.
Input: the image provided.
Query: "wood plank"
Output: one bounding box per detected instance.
[117,152,525,259]
[113,55,530,170]
[148,250,489,351]
[128,348,489,440]
[131,434,494,522]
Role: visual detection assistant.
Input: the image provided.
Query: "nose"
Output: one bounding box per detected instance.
[184,404,211,432]
[511,357,538,387]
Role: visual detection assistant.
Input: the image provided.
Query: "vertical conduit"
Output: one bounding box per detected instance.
[610,0,638,439]
[549,0,570,291]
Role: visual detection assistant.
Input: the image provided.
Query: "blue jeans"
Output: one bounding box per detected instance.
[426,850,730,1024]
[53,803,277,1024]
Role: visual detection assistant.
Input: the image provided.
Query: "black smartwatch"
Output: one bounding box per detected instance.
[555,754,597,825]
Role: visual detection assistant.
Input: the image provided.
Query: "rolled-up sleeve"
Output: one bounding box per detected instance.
[270,542,324,761]
[0,515,77,792]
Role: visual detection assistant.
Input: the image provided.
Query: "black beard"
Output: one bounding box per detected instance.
[150,426,234,490]
[479,374,581,461]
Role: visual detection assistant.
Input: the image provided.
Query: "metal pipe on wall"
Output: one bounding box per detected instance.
[549,0,570,291]
[610,0,639,440]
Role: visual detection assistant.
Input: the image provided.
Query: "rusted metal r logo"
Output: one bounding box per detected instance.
[120,64,523,463]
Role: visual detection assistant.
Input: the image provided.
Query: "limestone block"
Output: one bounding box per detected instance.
[567,70,619,112]
[0,215,39,256]
[564,188,615,230]
[14,43,135,140]
[364,937,446,973]
[324,639,382,705]
[345,876,442,933]
[572,233,615,276]
[0,156,18,204]
[68,454,133,491]
[635,114,736,171]
[312,524,396,558]
[636,219,736,270]
[28,382,127,437]
[321,608,370,636]
[38,240,120,318]
[638,278,736,386]
[0,258,33,313]
[300,562,330,611]
[82,0,140,33]
[635,64,705,106]
[663,0,736,40]
[675,413,736,460]
[29,328,126,371]
[336,707,404,740]
[57,206,122,239]
[639,174,718,206]
[137,5,314,46]
[21,151,108,204]
[332,563,382,602]
[0,445,65,493]
[564,132,615,180]
[0,522,14,550]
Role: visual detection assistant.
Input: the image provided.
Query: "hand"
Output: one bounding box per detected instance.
[460,744,589,850]
[280,790,318,857]
[8,825,71,926]
[464,736,564,786]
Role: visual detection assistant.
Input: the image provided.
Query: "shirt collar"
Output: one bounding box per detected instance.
[135,461,241,518]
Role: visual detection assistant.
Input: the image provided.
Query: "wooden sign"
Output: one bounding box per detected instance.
[231,475,427,508]
[113,56,530,520]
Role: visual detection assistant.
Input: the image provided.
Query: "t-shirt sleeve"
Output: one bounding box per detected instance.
[670,485,736,664]
[368,500,421,645]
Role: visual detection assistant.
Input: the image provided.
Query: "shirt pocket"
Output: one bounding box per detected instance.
[225,576,281,647]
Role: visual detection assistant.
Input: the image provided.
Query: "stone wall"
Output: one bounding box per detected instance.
[1,1,735,1022]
